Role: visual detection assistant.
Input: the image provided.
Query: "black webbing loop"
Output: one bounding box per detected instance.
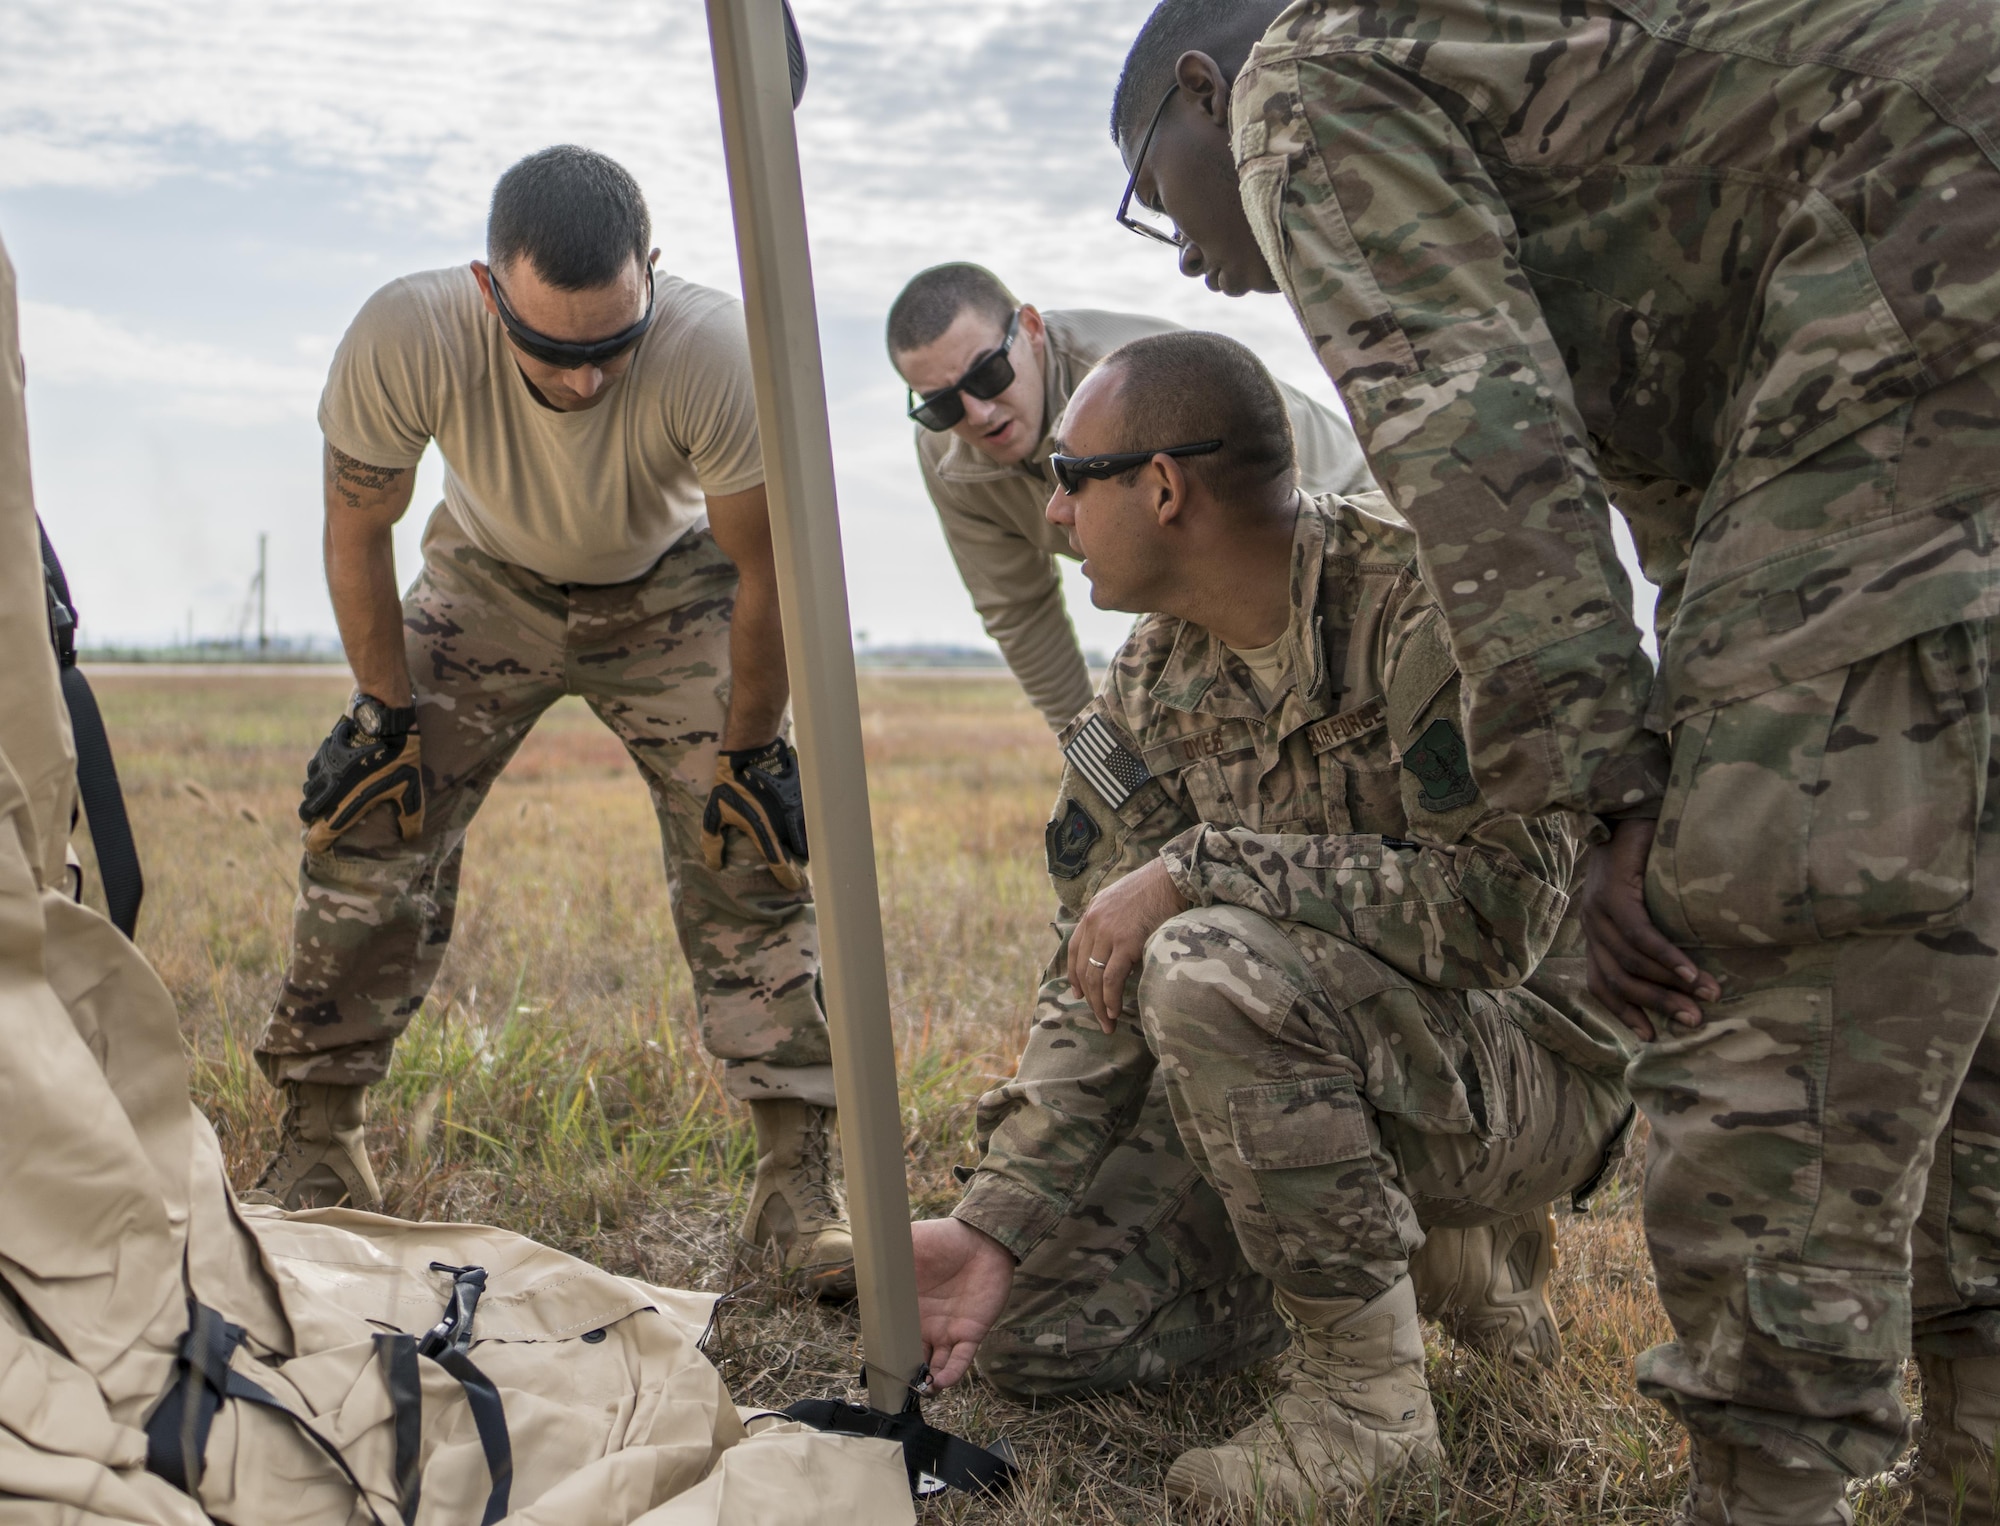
[38,519,143,937]
[373,1332,424,1526]
[431,1346,514,1525]
[145,1300,389,1525]
[781,1387,1018,1498]
[417,1263,513,1526]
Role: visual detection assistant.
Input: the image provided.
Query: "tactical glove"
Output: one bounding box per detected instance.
[299,717,424,853]
[701,737,809,890]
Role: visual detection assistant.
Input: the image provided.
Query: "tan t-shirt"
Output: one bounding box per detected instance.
[1225,633,1293,711]
[320,265,765,585]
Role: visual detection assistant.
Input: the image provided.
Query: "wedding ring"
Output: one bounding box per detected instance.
[1087,957,1108,969]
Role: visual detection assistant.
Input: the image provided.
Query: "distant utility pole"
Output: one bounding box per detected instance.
[255,533,268,654]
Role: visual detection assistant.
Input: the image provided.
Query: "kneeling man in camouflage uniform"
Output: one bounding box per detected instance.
[249,145,851,1293]
[911,331,1632,1512]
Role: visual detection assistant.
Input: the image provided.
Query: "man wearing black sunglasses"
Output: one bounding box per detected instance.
[885,262,1370,732]
[909,332,1632,1513]
[251,145,854,1298]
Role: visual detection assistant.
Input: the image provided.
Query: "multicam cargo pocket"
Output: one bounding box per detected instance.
[1228,1075,1372,1170]
[1647,622,1989,946]
[1745,1258,1909,1363]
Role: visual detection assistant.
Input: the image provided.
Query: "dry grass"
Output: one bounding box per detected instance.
[83,669,1907,1524]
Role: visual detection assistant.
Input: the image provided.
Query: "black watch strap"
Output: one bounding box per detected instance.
[352,692,419,739]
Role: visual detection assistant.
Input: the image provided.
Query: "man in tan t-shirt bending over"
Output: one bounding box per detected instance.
[249,145,853,1294]
[888,263,1373,731]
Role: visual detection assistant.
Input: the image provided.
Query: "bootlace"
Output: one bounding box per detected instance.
[798,1109,844,1220]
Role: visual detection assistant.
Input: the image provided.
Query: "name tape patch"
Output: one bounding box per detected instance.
[1306,697,1386,754]
[1063,713,1153,809]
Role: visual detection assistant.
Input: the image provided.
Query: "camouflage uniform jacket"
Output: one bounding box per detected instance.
[1233,0,2000,820]
[954,493,1624,1258]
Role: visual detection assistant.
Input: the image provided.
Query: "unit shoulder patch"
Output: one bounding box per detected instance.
[1062,713,1152,809]
[1402,717,1479,813]
[1045,798,1102,880]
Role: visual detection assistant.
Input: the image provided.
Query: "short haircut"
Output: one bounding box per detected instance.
[488,146,651,291]
[885,263,1017,358]
[1111,0,1285,150]
[1092,330,1296,500]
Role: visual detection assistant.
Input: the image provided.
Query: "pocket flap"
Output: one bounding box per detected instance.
[1745,1258,1909,1361]
[1228,1076,1372,1170]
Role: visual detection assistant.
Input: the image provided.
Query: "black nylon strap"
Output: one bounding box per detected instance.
[415,1263,512,1526]
[431,1346,514,1526]
[781,1396,1018,1497]
[145,1300,389,1525]
[374,1333,424,1525]
[38,519,143,937]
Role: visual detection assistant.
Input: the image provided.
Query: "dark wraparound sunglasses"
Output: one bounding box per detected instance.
[490,264,657,370]
[1116,84,1188,247]
[906,309,1023,431]
[1049,439,1222,495]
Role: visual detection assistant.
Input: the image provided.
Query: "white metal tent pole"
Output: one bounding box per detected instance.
[705,0,926,1415]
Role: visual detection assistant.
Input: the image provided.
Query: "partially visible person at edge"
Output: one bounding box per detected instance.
[886,261,1372,731]
[909,331,1634,1514]
[1110,1,2000,1521]
[251,145,855,1297]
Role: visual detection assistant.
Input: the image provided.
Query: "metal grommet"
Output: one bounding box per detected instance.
[582,1328,608,1344]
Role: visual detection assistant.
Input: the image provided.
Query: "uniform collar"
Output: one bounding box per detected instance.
[1150,498,1333,723]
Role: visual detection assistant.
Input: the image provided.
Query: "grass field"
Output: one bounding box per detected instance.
[85,669,1905,1524]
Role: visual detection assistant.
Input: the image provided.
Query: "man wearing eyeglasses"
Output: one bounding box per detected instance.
[1106,1,2000,1520]
[249,145,853,1297]
[909,331,1633,1512]
[886,263,1371,731]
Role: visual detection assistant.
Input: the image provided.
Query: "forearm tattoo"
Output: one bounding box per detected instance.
[327,442,410,509]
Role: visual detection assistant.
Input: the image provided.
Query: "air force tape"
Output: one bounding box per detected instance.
[1062,713,1152,809]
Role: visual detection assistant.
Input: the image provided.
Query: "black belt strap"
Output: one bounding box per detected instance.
[431,1346,513,1525]
[145,1300,388,1525]
[373,1332,423,1526]
[782,1388,1018,1498]
[417,1263,513,1526]
[38,519,143,937]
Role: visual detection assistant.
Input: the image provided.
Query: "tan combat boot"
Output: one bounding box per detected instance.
[1409,1206,1562,1367]
[1676,1438,1853,1525]
[1892,1354,2000,1523]
[242,1082,382,1212]
[740,1100,856,1299]
[1165,1277,1442,1513]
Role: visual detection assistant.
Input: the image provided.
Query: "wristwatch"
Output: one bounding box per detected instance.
[348,691,418,740]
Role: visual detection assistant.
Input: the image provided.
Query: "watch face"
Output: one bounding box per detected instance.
[351,696,386,738]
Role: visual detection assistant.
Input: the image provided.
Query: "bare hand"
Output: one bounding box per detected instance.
[1581,819,1720,1040]
[912,1218,1016,1389]
[1068,858,1188,1033]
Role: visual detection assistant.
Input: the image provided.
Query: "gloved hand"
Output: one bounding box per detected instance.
[701,737,809,890]
[299,717,425,853]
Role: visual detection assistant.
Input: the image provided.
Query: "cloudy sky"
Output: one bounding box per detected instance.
[5,0,1652,657]
[1,0,1345,655]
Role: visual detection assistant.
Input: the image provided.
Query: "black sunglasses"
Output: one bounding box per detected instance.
[489,264,657,370]
[1049,439,1222,495]
[1116,84,1188,248]
[906,309,1023,431]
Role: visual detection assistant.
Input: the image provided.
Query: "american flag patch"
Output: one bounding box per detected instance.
[1063,713,1152,808]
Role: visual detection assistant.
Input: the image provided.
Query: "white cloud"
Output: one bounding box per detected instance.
[18,300,323,425]
[0,0,1369,648]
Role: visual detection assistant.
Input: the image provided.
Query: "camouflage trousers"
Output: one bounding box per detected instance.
[258,508,831,1102]
[1634,618,2000,1478]
[979,905,1629,1397]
